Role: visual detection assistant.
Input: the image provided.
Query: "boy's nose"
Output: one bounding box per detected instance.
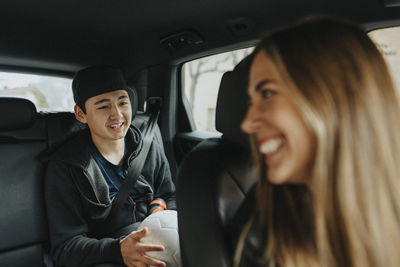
[110,104,122,118]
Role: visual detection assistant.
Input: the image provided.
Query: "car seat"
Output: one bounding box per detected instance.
[177,55,257,267]
[0,97,51,267]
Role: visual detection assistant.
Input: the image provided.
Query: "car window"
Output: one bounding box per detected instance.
[368,26,400,93]
[181,47,253,132]
[0,71,74,111]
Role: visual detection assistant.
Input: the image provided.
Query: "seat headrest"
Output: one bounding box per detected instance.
[216,55,253,149]
[0,98,37,130]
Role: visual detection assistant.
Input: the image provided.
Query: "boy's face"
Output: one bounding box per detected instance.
[74,89,132,143]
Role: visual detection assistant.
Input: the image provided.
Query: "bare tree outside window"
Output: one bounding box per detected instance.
[369,26,400,94]
[182,47,253,132]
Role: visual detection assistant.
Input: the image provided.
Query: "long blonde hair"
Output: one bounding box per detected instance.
[237,17,400,267]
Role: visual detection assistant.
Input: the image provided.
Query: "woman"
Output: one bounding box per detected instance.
[237,17,400,267]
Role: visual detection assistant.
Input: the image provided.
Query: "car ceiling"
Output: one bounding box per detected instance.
[0,0,399,76]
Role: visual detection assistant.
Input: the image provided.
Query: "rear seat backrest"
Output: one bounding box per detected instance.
[0,98,50,267]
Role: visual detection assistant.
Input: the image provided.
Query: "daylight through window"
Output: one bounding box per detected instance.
[182,47,253,132]
[369,26,400,95]
[0,72,74,111]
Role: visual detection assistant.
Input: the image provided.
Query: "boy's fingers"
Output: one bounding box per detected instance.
[130,227,148,239]
[131,260,147,267]
[142,254,166,267]
[139,244,165,252]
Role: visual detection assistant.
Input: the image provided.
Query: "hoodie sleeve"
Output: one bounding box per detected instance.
[45,161,124,267]
[141,133,177,210]
[153,146,177,210]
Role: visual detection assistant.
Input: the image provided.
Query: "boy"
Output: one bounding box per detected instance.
[45,66,175,267]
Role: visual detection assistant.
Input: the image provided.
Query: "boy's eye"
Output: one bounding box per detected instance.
[98,105,109,110]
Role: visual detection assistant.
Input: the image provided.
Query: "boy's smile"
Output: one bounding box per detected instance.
[75,89,132,146]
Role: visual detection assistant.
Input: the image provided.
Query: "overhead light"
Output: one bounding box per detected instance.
[160,30,204,53]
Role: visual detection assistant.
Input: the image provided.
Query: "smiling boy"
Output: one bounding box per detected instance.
[45,66,176,267]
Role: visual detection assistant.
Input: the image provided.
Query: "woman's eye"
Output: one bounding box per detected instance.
[120,102,128,106]
[261,89,276,99]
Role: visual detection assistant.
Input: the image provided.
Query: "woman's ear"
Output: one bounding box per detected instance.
[74,105,87,124]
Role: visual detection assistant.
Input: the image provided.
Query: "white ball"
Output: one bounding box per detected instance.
[138,210,181,267]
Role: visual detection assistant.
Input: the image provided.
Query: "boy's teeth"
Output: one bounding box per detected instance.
[260,139,283,154]
[110,123,122,128]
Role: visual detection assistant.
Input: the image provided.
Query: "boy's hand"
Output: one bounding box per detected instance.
[120,227,166,267]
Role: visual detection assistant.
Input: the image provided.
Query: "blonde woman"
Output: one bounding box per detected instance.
[237,17,400,267]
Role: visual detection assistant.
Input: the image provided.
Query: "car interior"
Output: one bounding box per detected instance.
[0,0,399,266]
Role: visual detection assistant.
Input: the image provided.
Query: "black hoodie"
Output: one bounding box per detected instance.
[44,126,176,267]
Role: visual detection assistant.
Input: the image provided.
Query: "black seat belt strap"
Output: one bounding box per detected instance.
[110,97,162,215]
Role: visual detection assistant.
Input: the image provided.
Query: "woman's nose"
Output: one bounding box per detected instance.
[241,106,263,134]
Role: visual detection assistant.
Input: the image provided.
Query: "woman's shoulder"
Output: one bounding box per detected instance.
[238,214,269,267]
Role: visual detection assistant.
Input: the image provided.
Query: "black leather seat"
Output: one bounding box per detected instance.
[0,97,51,267]
[177,55,257,267]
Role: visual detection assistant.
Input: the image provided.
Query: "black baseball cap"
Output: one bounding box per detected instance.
[72,65,137,116]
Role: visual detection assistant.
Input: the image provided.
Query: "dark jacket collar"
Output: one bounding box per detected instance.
[47,126,142,169]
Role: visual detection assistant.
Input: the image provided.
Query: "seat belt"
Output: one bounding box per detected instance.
[110,97,162,216]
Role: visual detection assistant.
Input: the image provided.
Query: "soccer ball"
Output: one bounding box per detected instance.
[138,210,181,267]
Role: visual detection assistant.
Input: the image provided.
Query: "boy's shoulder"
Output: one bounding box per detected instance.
[41,128,91,165]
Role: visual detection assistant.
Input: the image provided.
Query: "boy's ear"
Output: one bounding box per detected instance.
[74,105,87,124]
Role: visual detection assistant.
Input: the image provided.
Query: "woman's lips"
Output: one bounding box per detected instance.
[259,136,285,166]
[258,136,284,155]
